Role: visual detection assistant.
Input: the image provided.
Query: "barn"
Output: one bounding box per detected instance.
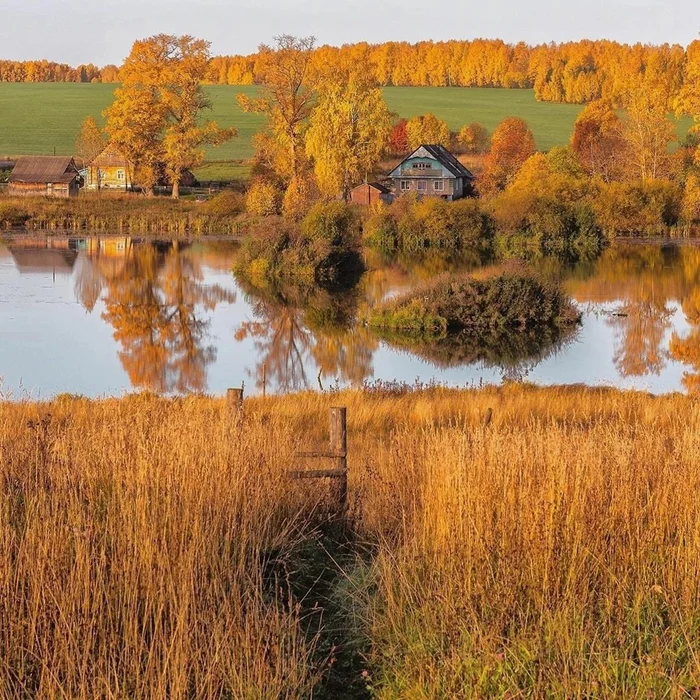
[8,157,81,198]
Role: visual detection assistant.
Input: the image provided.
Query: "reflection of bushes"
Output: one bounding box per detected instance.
[237,202,363,286]
[369,267,580,337]
[376,324,578,373]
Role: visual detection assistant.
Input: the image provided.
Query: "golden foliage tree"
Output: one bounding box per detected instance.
[105,34,236,198]
[238,35,317,187]
[75,116,106,166]
[305,72,392,199]
[457,123,490,154]
[405,113,451,150]
[619,79,676,183]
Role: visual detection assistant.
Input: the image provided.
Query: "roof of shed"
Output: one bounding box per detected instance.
[353,182,391,194]
[9,157,79,184]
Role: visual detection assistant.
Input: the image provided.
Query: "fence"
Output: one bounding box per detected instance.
[227,386,349,513]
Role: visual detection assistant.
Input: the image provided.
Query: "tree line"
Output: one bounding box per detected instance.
[3,38,700,108]
[0,60,119,83]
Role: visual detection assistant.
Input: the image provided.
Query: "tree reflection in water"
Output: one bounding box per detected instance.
[235,276,377,392]
[74,240,236,393]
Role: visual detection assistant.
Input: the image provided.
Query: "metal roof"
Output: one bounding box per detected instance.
[391,145,475,180]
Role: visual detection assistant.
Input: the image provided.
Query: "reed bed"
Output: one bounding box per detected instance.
[2,384,700,697]
[0,195,242,236]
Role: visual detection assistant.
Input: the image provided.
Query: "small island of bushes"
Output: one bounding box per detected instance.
[368,267,581,339]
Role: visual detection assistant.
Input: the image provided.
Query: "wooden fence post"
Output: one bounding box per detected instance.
[330,407,348,511]
[227,387,244,416]
[262,363,267,398]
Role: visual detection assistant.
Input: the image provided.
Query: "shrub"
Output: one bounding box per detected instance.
[363,210,399,252]
[368,198,494,255]
[236,202,362,287]
[201,189,245,217]
[592,180,682,236]
[246,181,281,217]
[490,192,605,260]
[369,267,580,338]
[301,201,358,247]
[0,201,30,227]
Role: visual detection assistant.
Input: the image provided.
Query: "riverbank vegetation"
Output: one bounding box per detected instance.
[235,201,363,286]
[0,193,243,234]
[368,267,580,338]
[2,385,700,697]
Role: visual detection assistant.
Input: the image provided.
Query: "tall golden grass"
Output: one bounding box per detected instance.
[2,384,700,697]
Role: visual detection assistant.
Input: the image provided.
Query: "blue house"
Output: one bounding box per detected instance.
[389,144,475,201]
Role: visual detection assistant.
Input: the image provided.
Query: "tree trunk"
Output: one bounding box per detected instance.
[172,178,180,200]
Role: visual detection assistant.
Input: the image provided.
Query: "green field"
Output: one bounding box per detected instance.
[0,84,691,181]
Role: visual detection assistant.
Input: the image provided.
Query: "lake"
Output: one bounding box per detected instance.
[1,235,698,398]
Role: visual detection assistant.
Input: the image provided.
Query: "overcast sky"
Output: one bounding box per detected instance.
[1,0,698,65]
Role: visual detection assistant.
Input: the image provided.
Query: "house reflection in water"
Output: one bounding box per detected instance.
[8,236,235,394]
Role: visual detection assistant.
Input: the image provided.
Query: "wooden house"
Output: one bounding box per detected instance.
[388,145,474,201]
[350,182,393,206]
[8,157,80,198]
[86,145,132,191]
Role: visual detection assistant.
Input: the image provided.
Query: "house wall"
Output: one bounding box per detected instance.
[87,165,130,191]
[8,180,78,198]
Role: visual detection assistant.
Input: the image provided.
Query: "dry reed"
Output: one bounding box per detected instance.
[2,384,700,697]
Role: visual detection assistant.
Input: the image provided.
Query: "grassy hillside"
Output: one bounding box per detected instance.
[0,84,692,181]
[2,385,700,697]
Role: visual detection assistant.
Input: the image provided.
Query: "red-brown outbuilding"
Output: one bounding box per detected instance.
[350,182,393,206]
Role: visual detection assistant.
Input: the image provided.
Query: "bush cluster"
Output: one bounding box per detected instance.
[363,197,494,254]
[369,267,580,338]
[237,201,362,286]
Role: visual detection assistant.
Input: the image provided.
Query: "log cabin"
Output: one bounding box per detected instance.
[8,156,81,198]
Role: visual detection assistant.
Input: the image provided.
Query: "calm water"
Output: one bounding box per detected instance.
[1,235,699,398]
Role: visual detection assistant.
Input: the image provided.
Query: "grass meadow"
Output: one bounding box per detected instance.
[0,84,590,180]
[2,384,700,698]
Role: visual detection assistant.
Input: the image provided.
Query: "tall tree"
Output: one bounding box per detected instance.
[75,116,106,166]
[305,71,392,199]
[619,80,676,183]
[238,35,317,188]
[105,34,236,198]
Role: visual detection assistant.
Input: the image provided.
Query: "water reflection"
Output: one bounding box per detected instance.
[235,278,377,392]
[4,236,700,396]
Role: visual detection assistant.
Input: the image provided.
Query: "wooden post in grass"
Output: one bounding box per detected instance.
[330,407,348,511]
[227,387,244,416]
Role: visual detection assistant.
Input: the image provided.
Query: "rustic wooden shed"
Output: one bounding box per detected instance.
[8,157,81,198]
[350,182,393,206]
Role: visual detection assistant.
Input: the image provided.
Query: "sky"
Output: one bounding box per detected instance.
[0,0,698,66]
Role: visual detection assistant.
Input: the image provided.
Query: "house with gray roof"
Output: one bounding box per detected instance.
[388,145,475,201]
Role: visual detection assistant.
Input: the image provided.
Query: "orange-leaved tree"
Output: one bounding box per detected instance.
[106,34,236,198]
[481,117,536,192]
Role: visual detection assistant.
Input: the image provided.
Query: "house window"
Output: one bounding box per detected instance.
[117,169,125,181]
[400,180,411,191]
[434,180,445,192]
[417,180,428,192]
